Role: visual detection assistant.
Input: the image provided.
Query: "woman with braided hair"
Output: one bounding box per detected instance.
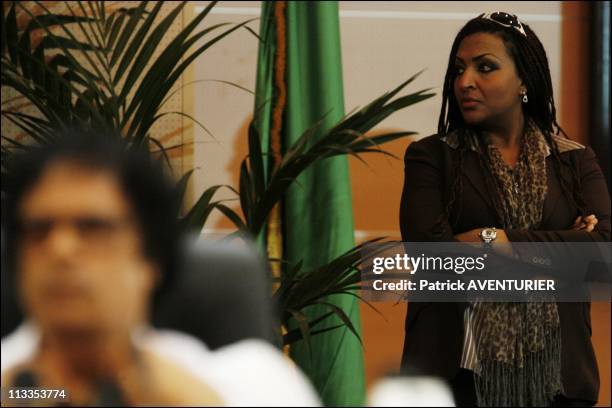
[399,12,610,407]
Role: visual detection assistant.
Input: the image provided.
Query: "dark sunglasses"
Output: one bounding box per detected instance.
[479,12,527,37]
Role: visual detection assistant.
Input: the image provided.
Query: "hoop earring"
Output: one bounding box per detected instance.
[521,92,528,103]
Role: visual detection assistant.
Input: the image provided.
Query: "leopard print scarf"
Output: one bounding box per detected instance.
[470,121,563,406]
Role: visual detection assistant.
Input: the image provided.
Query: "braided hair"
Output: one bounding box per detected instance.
[438,16,587,228]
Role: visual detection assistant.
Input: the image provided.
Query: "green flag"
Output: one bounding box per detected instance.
[254,1,366,406]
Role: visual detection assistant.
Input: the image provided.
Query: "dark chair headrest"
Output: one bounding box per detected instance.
[152,236,280,350]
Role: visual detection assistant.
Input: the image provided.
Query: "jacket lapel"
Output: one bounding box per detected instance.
[441,131,500,221]
[540,135,585,227]
[462,151,500,220]
[540,158,563,228]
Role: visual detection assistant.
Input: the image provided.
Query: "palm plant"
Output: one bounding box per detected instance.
[1,1,248,154]
[1,1,434,347]
[180,73,434,346]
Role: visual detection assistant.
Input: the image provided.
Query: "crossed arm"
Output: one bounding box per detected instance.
[455,214,599,243]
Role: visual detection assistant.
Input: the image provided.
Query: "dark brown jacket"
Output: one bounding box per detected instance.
[399,132,611,402]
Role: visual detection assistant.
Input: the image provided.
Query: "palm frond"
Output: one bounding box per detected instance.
[238,74,434,236]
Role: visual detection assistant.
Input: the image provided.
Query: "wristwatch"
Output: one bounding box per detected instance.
[479,227,497,246]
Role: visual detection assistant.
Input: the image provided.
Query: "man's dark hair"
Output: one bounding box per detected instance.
[2,129,180,299]
[437,16,586,228]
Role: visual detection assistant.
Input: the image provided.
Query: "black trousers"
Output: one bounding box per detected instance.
[450,368,596,407]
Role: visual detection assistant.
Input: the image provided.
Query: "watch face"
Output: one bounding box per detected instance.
[482,229,496,240]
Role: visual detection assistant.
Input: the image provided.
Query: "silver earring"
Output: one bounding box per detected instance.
[522,92,528,103]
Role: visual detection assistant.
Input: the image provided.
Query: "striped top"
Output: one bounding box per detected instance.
[460,303,482,372]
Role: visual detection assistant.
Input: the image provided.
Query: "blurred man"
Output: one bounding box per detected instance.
[1,131,223,405]
[1,131,319,406]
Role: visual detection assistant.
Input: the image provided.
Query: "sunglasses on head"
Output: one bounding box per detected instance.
[479,12,527,37]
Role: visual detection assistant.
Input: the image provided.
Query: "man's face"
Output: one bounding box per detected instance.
[16,160,158,334]
[453,32,525,127]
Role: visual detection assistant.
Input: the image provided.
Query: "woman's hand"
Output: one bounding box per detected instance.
[572,214,598,232]
[454,229,480,242]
